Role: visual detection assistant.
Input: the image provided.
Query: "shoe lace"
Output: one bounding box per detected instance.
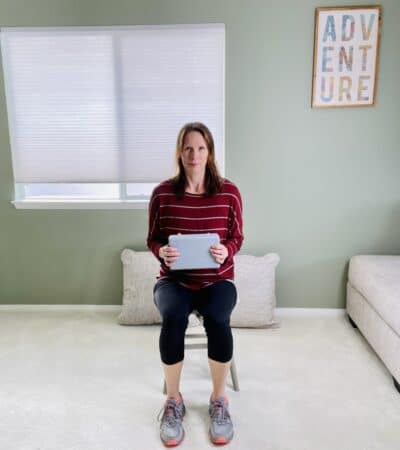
[157,400,183,427]
[210,399,231,425]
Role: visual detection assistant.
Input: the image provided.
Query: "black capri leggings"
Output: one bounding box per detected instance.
[153,278,237,365]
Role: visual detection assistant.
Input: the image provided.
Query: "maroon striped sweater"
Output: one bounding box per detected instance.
[147,178,244,289]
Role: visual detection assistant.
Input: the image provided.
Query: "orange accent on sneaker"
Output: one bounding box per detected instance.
[164,439,178,447]
[212,436,229,445]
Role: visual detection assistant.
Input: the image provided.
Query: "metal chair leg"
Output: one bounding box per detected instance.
[230,356,240,391]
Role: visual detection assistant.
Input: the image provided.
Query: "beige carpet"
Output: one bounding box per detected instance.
[0,308,399,450]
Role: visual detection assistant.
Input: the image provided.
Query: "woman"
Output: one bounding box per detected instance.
[147,122,244,446]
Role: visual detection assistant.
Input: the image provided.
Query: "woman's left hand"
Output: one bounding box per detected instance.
[210,244,229,264]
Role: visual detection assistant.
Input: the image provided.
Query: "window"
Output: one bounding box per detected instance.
[1,24,225,209]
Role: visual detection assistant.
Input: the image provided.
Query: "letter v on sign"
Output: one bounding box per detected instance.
[361,14,375,40]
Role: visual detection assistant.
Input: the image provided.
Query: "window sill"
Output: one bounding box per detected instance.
[11,199,149,210]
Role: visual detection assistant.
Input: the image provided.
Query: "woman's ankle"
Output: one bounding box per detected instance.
[166,392,183,402]
[211,392,227,402]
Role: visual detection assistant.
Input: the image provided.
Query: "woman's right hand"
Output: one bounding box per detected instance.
[159,245,180,267]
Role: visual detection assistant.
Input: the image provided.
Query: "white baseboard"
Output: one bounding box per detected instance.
[0,304,345,317]
[0,304,121,312]
[276,307,345,317]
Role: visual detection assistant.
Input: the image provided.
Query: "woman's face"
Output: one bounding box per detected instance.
[180,131,209,176]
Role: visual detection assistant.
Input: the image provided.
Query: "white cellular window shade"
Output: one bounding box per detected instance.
[1,24,225,184]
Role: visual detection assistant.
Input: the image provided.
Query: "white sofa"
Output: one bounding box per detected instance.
[346,255,400,394]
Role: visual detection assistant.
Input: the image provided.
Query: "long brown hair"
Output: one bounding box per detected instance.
[170,122,223,198]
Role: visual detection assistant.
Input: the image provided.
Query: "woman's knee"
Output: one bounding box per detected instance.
[159,304,190,324]
[202,310,230,327]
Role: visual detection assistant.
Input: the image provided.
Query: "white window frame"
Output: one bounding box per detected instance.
[12,183,156,209]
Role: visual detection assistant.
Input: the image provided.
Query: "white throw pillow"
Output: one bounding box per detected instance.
[118,249,280,328]
[118,249,161,325]
[231,253,280,328]
[118,249,201,327]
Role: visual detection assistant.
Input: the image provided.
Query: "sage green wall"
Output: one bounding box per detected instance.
[1,0,399,307]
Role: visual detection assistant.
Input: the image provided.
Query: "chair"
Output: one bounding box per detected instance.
[163,310,240,394]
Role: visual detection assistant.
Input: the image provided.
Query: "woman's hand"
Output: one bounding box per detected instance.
[159,245,180,267]
[210,244,228,265]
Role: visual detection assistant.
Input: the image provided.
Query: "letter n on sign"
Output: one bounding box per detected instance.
[311,5,382,108]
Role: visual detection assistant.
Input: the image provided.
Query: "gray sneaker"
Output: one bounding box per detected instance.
[157,393,186,447]
[208,396,234,445]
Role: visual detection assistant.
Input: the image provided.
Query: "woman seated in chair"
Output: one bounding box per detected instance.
[147,122,244,446]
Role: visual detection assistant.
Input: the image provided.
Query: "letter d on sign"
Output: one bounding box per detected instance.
[341,15,355,41]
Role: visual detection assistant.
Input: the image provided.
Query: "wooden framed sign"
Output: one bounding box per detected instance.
[312,5,382,108]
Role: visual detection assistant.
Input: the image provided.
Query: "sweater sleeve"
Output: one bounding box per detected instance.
[224,186,244,260]
[146,188,167,262]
